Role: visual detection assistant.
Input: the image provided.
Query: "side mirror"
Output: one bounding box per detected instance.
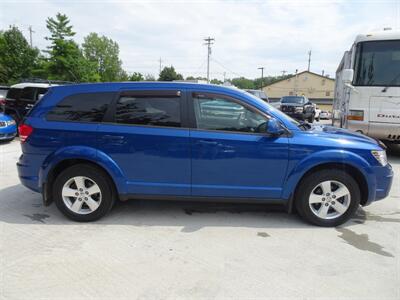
[342,69,354,84]
[266,118,285,136]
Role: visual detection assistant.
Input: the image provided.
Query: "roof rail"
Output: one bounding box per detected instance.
[19,78,74,85]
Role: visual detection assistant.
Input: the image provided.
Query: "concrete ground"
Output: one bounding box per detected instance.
[1,137,399,300]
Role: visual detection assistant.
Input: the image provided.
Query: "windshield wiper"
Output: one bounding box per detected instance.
[382,71,400,92]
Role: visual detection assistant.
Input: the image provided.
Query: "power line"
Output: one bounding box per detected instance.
[203,37,214,83]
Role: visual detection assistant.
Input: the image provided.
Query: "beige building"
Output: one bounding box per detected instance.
[263,71,335,111]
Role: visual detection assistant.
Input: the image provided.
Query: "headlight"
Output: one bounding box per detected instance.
[371,150,387,166]
[6,120,16,126]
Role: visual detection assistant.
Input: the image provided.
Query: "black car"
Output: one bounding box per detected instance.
[279,96,316,123]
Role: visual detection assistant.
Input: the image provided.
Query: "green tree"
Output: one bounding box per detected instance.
[158,66,183,81]
[210,78,223,85]
[44,13,98,82]
[82,32,126,82]
[129,72,144,81]
[230,77,255,89]
[144,74,155,81]
[0,26,39,84]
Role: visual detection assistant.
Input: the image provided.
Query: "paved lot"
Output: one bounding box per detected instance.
[1,138,399,300]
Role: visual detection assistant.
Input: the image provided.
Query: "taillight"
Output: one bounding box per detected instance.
[18,124,33,143]
[0,98,5,105]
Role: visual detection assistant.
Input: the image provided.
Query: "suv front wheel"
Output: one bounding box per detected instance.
[295,169,360,227]
[53,164,115,222]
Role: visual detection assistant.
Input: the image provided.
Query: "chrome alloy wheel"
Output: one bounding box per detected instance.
[62,176,102,215]
[308,180,351,220]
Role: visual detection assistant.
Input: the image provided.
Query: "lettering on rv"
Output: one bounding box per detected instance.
[377,113,400,119]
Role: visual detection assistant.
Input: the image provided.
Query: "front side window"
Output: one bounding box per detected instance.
[47,92,114,122]
[115,96,181,127]
[354,40,400,86]
[193,93,267,133]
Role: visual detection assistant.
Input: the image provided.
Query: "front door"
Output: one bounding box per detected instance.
[97,89,191,196]
[189,91,289,199]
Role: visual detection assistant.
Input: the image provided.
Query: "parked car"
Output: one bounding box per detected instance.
[280,95,316,122]
[320,110,332,120]
[0,113,17,142]
[17,82,393,227]
[0,86,10,112]
[245,89,269,102]
[4,80,71,123]
[314,106,321,122]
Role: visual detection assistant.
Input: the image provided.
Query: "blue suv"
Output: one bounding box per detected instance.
[17,82,393,226]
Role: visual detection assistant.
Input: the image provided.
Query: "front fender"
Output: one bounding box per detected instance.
[282,149,375,201]
[39,146,126,194]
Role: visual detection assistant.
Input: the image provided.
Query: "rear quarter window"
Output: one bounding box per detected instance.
[47,92,114,122]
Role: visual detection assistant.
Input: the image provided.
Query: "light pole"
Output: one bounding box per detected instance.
[258,67,264,90]
[204,37,215,83]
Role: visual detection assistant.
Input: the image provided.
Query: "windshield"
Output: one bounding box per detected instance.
[354,40,400,86]
[281,96,304,104]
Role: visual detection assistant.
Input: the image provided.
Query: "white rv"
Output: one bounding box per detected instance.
[333,29,400,143]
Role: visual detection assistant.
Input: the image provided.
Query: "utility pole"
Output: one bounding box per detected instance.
[307,50,312,71]
[258,67,264,90]
[158,57,163,74]
[28,26,34,47]
[223,72,226,83]
[204,37,214,83]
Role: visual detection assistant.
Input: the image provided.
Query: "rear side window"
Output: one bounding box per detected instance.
[115,96,181,127]
[47,92,114,122]
[6,88,22,100]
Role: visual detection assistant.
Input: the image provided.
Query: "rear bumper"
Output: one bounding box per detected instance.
[17,153,45,193]
[365,163,394,205]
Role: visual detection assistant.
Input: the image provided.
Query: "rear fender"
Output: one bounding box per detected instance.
[39,146,126,194]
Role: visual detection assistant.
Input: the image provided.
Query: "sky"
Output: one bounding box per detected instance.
[0,0,399,80]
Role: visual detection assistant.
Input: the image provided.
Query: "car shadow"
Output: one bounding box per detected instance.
[0,183,384,232]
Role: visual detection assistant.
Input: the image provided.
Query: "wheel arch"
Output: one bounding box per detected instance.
[40,146,125,206]
[285,150,374,212]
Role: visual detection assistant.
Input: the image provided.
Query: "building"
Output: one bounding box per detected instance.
[262,71,335,111]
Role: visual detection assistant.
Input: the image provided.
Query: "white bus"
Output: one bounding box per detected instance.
[333,29,400,143]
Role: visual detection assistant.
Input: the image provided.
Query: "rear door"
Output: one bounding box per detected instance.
[97,89,191,196]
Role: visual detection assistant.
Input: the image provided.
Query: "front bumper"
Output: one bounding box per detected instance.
[365,163,394,205]
[0,125,17,140]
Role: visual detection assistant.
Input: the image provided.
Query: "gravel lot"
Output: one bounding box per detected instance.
[1,136,399,300]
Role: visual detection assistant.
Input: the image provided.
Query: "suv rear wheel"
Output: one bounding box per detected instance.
[295,169,360,227]
[53,164,115,222]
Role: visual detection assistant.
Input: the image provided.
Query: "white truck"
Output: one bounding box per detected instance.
[333,29,400,144]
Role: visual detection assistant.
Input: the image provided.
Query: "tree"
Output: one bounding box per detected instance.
[230,77,255,89]
[82,32,126,82]
[44,13,98,82]
[158,66,183,81]
[0,26,39,84]
[210,78,223,85]
[144,74,155,81]
[129,72,144,81]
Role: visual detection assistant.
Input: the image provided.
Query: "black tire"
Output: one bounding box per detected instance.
[295,169,360,227]
[53,164,116,222]
[308,114,315,123]
[316,117,320,122]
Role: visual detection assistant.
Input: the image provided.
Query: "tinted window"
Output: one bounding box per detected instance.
[193,94,267,133]
[47,92,114,122]
[115,96,181,127]
[6,88,22,100]
[354,40,400,86]
[20,87,36,101]
[281,96,304,104]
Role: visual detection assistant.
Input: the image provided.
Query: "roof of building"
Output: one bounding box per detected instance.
[263,70,335,88]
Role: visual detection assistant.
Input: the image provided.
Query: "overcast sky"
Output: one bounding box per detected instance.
[1,0,399,80]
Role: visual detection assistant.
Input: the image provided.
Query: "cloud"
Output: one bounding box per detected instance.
[0,0,398,79]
